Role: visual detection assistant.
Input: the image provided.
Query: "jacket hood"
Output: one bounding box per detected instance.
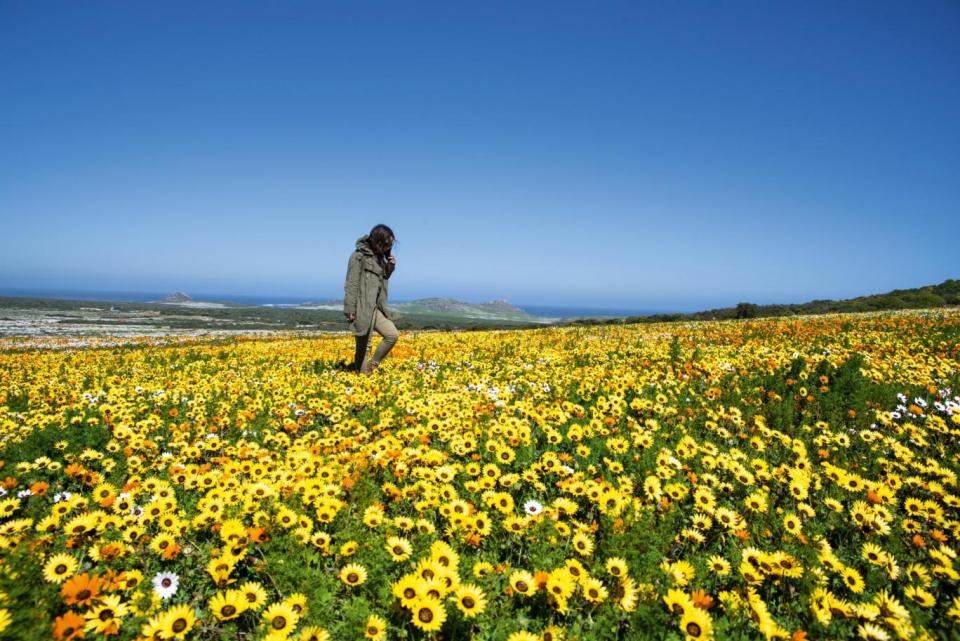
[355,235,374,254]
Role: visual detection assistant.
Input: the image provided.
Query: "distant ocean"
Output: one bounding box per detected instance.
[517,305,671,319]
[0,288,323,306]
[0,288,674,318]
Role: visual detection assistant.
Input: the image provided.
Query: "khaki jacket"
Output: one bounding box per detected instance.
[343,235,393,335]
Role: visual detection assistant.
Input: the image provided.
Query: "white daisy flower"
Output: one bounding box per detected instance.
[152,571,179,599]
[523,500,544,516]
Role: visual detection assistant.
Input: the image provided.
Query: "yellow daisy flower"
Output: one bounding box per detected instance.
[509,570,538,596]
[209,590,247,621]
[262,602,300,636]
[385,536,413,562]
[339,563,368,587]
[452,584,487,618]
[409,597,446,633]
[160,604,196,640]
[43,553,78,584]
[364,614,387,640]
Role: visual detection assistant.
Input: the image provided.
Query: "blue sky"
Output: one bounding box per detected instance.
[1,2,957,311]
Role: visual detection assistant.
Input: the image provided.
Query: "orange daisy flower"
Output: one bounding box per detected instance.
[61,573,103,607]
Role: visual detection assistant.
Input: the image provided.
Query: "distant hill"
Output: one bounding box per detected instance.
[160,291,192,303]
[577,279,960,326]
[398,298,533,320]
[152,292,227,309]
[296,297,544,323]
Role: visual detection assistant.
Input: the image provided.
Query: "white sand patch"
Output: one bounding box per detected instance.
[156,301,228,309]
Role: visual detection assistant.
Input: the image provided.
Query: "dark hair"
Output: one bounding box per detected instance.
[367,224,395,256]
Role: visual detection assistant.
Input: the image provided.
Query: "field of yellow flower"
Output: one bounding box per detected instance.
[1,310,959,641]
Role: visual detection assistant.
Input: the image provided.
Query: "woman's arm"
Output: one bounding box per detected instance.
[385,255,396,279]
[344,253,361,318]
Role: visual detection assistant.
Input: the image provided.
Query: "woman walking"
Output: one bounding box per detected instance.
[344,224,399,373]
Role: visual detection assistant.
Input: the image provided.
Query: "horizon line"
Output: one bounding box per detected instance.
[0,286,676,313]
